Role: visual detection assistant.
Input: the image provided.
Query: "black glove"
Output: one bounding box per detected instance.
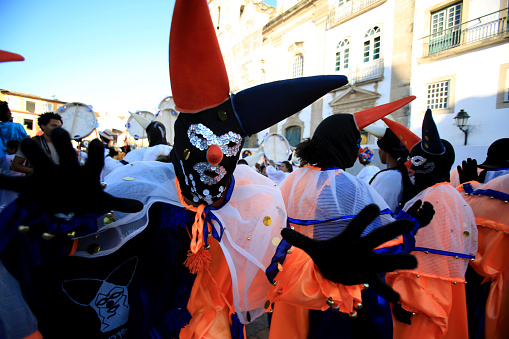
[457,158,479,184]
[281,204,417,303]
[392,302,413,325]
[0,127,143,215]
[405,200,435,228]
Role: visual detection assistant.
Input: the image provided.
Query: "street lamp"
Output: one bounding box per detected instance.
[454,109,470,145]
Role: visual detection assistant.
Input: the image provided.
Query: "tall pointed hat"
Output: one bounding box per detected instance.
[352,96,416,131]
[381,117,421,151]
[421,108,445,154]
[129,111,151,130]
[0,50,24,63]
[169,0,349,135]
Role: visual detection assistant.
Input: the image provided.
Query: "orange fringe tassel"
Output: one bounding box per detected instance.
[184,247,212,274]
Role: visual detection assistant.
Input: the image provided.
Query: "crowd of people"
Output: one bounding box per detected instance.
[1,0,508,338]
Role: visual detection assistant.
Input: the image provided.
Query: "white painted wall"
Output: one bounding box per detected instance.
[410,0,509,148]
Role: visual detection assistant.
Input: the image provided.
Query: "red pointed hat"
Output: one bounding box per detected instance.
[169,0,230,113]
[381,117,421,151]
[353,96,416,131]
[0,50,25,63]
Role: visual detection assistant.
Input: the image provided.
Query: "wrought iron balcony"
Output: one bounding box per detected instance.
[336,58,384,84]
[419,8,509,58]
[327,0,384,27]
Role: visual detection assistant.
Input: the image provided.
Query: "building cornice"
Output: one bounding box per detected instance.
[1,90,66,104]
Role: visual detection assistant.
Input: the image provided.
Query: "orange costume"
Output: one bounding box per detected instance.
[458,174,509,339]
[387,183,477,339]
[268,166,397,338]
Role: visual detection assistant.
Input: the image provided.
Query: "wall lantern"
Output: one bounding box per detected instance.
[454,109,470,145]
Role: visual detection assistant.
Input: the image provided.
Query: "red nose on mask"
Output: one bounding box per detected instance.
[207,144,223,165]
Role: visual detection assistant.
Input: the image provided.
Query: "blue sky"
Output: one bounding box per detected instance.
[1,0,277,116]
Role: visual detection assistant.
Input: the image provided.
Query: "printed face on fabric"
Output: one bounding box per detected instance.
[170,98,245,205]
[409,139,455,184]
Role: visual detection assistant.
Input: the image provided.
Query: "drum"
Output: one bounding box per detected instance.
[260,133,292,163]
[126,111,155,139]
[55,102,97,140]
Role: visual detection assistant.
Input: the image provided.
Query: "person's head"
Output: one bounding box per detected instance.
[410,139,455,192]
[377,128,409,165]
[358,147,374,166]
[237,159,248,165]
[409,109,455,192]
[479,138,509,169]
[5,140,20,154]
[38,112,63,137]
[146,121,168,147]
[280,160,293,173]
[0,101,12,122]
[260,164,267,176]
[297,114,360,170]
[98,129,114,145]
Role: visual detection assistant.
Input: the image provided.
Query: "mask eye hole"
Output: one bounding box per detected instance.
[228,141,237,148]
[411,155,427,166]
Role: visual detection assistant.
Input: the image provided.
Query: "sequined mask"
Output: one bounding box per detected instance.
[170,98,245,205]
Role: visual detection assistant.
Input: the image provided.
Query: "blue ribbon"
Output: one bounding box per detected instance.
[413,247,475,259]
[288,208,393,226]
[202,176,236,246]
[462,183,509,202]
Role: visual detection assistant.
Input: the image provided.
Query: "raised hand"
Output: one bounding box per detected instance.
[405,200,435,228]
[0,127,143,215]
[457,158,479,184]
[281,204,417,303]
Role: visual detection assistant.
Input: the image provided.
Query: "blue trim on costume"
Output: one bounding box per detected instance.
[487,167,509,172]
[413,247,475,259]
[202,176,236,246]
[288,208,393,226]
[230,313,245,339]
[462,183,509,202]
[265,219,292,284]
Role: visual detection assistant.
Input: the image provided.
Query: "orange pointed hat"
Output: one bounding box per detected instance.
[381,117,421,151]
[353,96,416,130]
[0,50,24,63]
[169,0,229,113]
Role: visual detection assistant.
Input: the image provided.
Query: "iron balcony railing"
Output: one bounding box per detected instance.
[328,0,383,27]
[419,8,509,58]
[336,58,384,83]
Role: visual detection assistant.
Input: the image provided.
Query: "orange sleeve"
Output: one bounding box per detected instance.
[386,272,466,338]
[266,247,362,313]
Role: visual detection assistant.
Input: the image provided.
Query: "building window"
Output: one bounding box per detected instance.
[292,54,304,78]
[505,68,509,103]
[42,102,53,112]
[26,100,36,113]
[240,5,245,17]
[6,96,20,110]
[285,126,302,147]
[24,119,34,130]
[335,39,350,71]
[363,26,381,63]
[430,2,462,53]
[427,81,449,110]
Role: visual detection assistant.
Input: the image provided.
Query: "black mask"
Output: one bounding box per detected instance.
[377,128,409,164]
[312,114,361,169]
[170,99,245,205]
[410,139,455,192]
